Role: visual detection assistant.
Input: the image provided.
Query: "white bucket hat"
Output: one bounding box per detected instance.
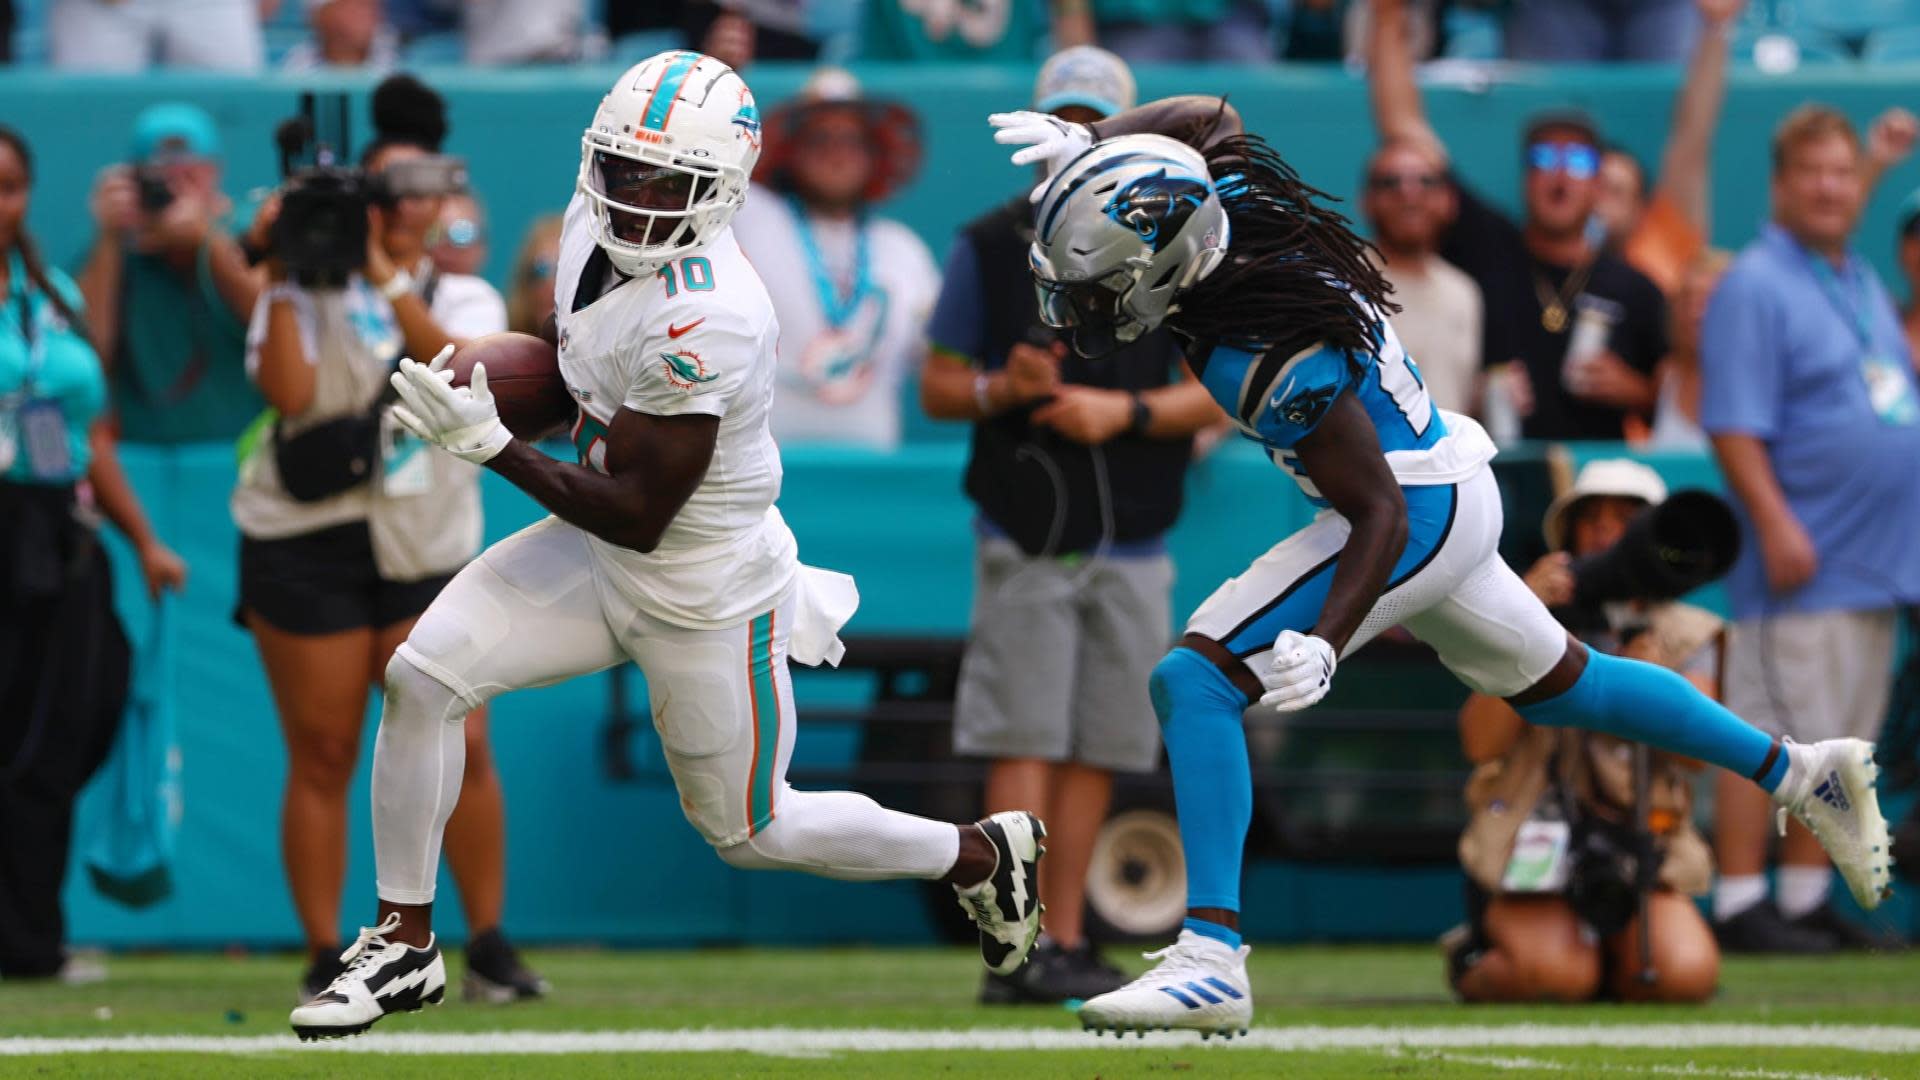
[1542,459,1667,551]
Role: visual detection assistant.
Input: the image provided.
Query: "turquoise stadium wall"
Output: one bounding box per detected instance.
[5,62,1913,947]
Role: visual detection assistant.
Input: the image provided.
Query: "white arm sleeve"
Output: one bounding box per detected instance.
[244,285,320,379]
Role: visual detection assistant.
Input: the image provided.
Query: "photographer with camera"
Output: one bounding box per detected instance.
[236,78,544,1004]
[1447,460,1724,1003]
[74,104,263,445]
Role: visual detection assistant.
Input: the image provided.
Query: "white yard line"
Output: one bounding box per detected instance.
[1389,1047,1868,1080]
[2,1024,1919,1056]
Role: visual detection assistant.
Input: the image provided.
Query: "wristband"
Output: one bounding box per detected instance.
[1127,392,1152,436]
[378,269,415,302]
[974,372,995,416]
[265,283,301,306]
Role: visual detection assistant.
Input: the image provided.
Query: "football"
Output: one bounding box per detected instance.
[445,331,575,441]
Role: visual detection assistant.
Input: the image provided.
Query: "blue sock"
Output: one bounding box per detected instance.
[1151,647,1252,945]
[1183,916,1242,950]
[1517,648,1788,791]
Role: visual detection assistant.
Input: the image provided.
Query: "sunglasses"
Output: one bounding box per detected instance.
[527,256,555,281]
[798,129,870,152]
[432,217,483,249]
[1367,171,1444,194]
[1527,142,1599,179]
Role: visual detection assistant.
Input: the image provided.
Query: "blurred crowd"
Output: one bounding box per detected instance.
[4,0,1919,997]
[7,0,1920,70]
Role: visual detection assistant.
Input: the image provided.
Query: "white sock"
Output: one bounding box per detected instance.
[371,653,470,905]
[1776,866,1833,919]
[1713,874,1768,922]
[717,787,962,881]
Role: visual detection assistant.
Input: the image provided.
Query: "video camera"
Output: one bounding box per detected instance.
[272,93,468,288]
[1559,489,1741,635]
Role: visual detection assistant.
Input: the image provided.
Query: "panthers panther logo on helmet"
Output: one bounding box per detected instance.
[1103,170,1212,255]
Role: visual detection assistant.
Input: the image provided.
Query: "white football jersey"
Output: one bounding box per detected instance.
[552,192,798,630]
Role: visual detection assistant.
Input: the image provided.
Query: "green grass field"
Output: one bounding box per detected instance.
[5,944,1920,1077]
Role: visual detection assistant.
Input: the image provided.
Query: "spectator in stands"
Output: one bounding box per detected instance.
[281,0,400,72]
[860,0,1090,61]
[1097,0,1274,63]
[428,193,487,279]
[0,125,187,980]
[505,214,561,337]
[1450,461,1720,1003]
[465,0,582,62]
[1642,249,1728,451]
[237,77,548,1003]
[1590,0,1740,297]
[1369,0,1668,442]
[74,104,263,446]
[0,0,13,64]
[1359,137,1481,416]
[48,0,264,71]
[1901,190,1920,365]
[1701,105,1919,954]
[1506,0,1700,62]
[920,45,1225,1004]
[734,68,938,451]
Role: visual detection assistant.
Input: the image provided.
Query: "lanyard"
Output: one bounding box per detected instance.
[8,287,48,394]
[1805,253,1878,352]
[788,194,872,329]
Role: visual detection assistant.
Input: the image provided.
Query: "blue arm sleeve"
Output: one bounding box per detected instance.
[926,234,987,366]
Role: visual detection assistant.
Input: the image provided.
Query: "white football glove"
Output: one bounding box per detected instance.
[1259,630,1337,712]
[988,111,1095,201]
[388,343,512,465]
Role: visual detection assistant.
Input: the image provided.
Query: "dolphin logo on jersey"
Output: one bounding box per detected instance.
[1103,169,1212,254]
[661,349,720,390]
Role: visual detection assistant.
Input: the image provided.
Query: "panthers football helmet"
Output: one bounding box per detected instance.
[579,50,763,275]
[1029,134,1229,357]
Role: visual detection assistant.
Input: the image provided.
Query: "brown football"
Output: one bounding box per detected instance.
[446,332,575,441]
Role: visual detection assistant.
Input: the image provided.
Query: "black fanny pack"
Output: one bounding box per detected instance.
[271,274,436,503]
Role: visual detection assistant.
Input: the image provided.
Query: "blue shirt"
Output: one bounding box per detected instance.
[1699,223,1920,617]
[1,252,103,484]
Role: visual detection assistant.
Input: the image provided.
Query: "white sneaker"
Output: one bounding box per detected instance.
[289,913,446,1041]
[1775,738,1894,911]
[954,811,1046,975]
[1079,929,1252,1039]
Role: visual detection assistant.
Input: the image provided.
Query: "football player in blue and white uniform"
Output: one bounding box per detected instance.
[991,98,1893,1039]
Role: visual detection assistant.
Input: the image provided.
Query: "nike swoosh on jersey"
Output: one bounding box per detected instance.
[667,319,706,339]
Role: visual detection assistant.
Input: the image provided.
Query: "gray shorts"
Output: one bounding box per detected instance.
[953,537,1172,773]
[1723,608,1898,742]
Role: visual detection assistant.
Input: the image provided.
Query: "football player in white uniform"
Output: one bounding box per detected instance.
[290,52,1045,1040]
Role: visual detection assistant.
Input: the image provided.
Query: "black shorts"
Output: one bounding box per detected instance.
[236,520,455,636]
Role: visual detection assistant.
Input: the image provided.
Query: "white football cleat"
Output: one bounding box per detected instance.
[1079,929,1252,1039]
[955,811,1046,975]
[1774,738,1894,910]
[289,913,446,1041]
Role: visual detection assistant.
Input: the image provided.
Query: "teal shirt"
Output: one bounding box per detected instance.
[1,251,103,484]
[111,247,260,444]
[859,0,1050,60]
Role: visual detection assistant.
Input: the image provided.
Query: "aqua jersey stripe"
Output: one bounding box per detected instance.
[746,610,780,835]
[641,52,701,131]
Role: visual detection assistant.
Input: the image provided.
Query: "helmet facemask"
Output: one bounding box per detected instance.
[579,131,744,274]
[1034,265,1148,359]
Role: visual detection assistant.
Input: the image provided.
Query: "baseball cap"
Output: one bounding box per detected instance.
[131,103,221,163]
[1542,459,1667,552]
[1034,46,1135,119]
[1523,108,1601,150]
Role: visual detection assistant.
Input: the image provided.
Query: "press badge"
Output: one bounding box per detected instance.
[380,409,432,497]
[1501,818,1572,893]
[19,399,72,480]
[1862,352,1919,426]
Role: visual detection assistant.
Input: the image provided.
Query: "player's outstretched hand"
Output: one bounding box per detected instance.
[1260,630,1336,712]
[389,343,513,465]
[989,111,1095,200]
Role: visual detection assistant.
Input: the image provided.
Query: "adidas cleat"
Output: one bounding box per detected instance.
[1078,929,1252,1039]
[1775,738,1894,910]
[955,811,1046,975]
[290,913,446,1041]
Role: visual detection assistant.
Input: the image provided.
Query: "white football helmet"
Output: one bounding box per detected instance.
[579,50,763,275]
[1029,134,1229,357]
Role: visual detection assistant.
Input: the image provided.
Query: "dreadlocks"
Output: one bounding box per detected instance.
[1170,130,1397,364]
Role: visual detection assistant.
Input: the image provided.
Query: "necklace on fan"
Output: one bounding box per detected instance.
[1534,255,1595,334]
